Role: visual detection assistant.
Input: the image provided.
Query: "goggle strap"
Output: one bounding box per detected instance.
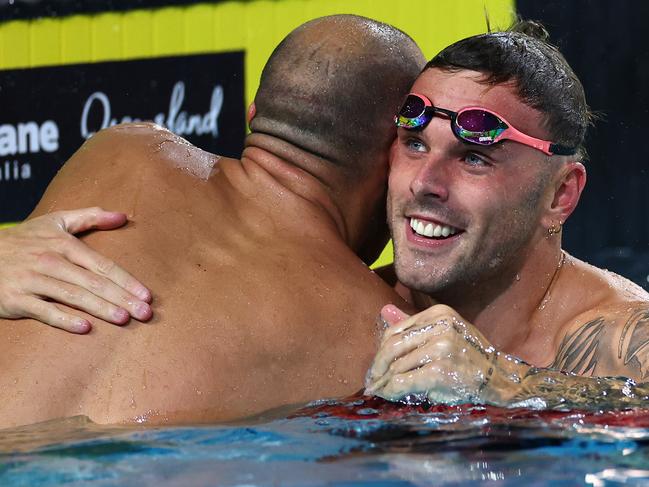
[549,143,578,156]
[490,124,553,156]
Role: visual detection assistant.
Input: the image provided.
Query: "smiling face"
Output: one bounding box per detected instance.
[388,68,559,296]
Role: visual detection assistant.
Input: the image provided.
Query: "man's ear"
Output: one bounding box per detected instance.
[543,161,587,228]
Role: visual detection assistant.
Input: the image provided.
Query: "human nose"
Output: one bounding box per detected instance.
[409,151,451,202]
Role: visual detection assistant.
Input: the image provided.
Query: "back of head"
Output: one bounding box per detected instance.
[426,20,592,160]
[251,15,425,179]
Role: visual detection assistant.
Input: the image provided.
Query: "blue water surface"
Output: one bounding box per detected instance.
[2,397,649,486]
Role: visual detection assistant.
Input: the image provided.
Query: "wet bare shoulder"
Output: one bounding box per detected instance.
[32,122,223,217]
[82,122,222,180]
[567,253,649,304]
[615,302,649,379]
[550,301,649,380]
[541,251,649,379]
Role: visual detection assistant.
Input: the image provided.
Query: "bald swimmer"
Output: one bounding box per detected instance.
[0,15,425,428]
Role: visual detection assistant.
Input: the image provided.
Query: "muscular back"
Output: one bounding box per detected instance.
[0,123,407,428]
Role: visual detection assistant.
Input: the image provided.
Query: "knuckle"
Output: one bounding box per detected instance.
[55,233,79,252]
[383,336,400,352]
[45,214,66,233]
[35,251,62,269]
[414,309,444,326]
[47,213,66,227]
[80,207,102,222]
[12,269,36,291]
[86,276,105,293]
[386,361,398,375]
[95,257,115,276]
[432,339,453,356]
[425,363,444,379]
[431,304,454,315]
[4,296,29,318]
[61,287,84,303]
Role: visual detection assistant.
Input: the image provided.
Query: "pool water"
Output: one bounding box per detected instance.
[2,395,649,486]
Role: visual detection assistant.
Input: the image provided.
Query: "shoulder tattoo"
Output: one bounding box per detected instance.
[617,306,649,379]
[550,317,606,375]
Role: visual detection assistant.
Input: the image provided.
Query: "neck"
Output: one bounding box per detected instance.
[241,133,349,244]
[425,234,566,359]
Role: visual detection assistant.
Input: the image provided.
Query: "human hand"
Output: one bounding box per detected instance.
[365,304,512,405]
[0,207,152,333]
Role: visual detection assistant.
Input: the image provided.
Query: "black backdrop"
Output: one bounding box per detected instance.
[0,0,208,21]
[518,0,649,289]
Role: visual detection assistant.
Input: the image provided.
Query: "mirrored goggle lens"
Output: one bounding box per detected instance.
[399,95,426,118]
[396,95,430,128]
[455,109,506,145]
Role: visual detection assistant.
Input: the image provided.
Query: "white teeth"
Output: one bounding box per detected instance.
[410,218,458,239]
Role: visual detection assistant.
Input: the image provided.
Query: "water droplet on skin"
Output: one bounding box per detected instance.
[538,296,550,310]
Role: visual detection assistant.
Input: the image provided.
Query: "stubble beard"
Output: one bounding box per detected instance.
[393,215,538,299]
[389,180,547,300]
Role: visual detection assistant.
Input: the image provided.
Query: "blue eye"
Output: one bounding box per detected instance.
[464,152,489,167]
[404,137,427,153]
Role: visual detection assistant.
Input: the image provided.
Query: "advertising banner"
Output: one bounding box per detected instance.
[0,51,245,221]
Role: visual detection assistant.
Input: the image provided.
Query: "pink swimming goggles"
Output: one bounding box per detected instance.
[395,93,576,156]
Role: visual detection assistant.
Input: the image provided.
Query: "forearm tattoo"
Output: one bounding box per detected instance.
[549,317,605,375]
[617,307,649,379]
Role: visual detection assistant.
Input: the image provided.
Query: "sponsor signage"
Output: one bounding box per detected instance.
[0,51,245,221]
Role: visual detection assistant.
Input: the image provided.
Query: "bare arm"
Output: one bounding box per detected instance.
[366,303,649,409]
[0,208,152,333]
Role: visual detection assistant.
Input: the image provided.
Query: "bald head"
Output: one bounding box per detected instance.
[251,15,425,179]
